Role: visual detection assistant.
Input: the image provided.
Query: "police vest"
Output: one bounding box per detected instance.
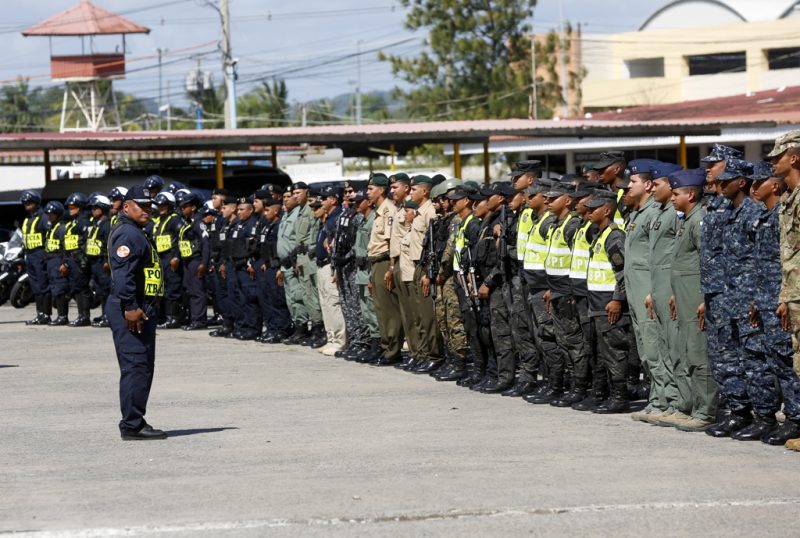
[144,243,164,298]
[46,222,62,253]
[110,214,119,228]
[569,220,593,281]
[178,222,198,258]
[614,189,626,230]
[154,214,177,254]
[523,213,550,271]
[516,208,534,261]
[453,214,475,272]
[85,222,104,257]
[545,214,575,276]
[23,215,44,250]
[587,225,619,292]
[63,220,81,252]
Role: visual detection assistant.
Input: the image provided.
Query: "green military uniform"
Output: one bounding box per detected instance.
[354,209,379,340]
[277,204,307,327]
[671,203,718,422]
[623,196,664,408]
[436,213,469,366]
[780,182,800,377]
[648,200,685,413]
[295,201,323,325]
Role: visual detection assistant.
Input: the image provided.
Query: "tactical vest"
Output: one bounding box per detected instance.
[143,243,164,298]
[46,222,62,254]
[569,220,593,281]
[523,213,550,271]
[63,220,81,252]
[23,215,44,250]
[178,222,197,258]
[85,222,104,256]
[516,208,534,261]
[110,214,119,228]
[544,214,575,276]
[453,214,475,272]
[154,214,177,254]
[587,225,618,292]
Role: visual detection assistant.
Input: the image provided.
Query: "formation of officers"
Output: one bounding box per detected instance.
[18,130,800,451]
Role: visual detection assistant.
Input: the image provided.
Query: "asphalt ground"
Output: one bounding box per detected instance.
[2,304,799,537]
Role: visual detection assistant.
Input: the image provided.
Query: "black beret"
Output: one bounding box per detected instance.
[212,187,231,196]
[291,182,309,190]
[264,198,282,207]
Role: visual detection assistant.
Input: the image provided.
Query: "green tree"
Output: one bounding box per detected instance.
[237,78,289,127]
[187,81,224,129]
[0,79,46,132]
[344,92,392,122]
[381,0,536,120]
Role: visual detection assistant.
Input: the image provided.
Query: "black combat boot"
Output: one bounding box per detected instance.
[705,408,753,438]
[283,324,310,345]
[527,373,564,404]
[69,295,91,327]
[49,295,70,326]
[762,418,800,445]
[731,414,777,441]
[593,382,630,414]
[550,379,589,408]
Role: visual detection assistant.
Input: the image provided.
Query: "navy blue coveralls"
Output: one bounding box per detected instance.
[152,211,184,319]
[179,214,210,325]
[63,212,92,318]
[46,220,68,299]
[256,212,292,335]
[86,215,111,317]
[230,214,260,336]
[22,209,49,297]
[107,213,163,432]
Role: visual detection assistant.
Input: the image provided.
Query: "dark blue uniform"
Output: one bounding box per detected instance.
[716,196,761,414]
[744,202,800,422]
[107,213,163,433]
[63,212,92,323]
[85,215,111,324]
[230,214,260,338]
[22,209,51,320]
[179,214,210,326]
[256,213,292,339]
[152,211,184,325]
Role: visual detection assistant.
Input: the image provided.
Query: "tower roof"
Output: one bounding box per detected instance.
[22,0,150,37]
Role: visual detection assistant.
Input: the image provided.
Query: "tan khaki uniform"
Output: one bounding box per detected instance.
[408,198,443,361]
[368,198,403,359]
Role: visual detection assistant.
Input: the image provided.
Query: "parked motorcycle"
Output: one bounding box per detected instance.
[0,229,27,307]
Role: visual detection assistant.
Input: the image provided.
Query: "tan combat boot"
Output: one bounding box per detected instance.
[630,405,659,423]
[676,417,714,432]
[653,410,692,427]
[785,438,800,451]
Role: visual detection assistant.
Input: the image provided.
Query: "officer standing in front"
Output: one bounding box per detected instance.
[107,185,166,440]
[21,190,51,325]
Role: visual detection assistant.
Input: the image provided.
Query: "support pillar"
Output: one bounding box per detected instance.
[483,142,490,183]
[454,143,462,179]
[390,144,396,172]
[679,135,687,169]
[215,150,224,189]
[44,149,51,184]
[271,144,278,168]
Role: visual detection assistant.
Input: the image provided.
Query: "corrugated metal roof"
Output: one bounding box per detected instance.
[591,86,800,123]
[22,0,150,37]
[0,119,777,153]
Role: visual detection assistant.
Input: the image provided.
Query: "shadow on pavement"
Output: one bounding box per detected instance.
[0,364,19,368]
[166,427,239,437]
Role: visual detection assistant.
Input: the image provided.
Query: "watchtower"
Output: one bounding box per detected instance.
[22,0,150,132]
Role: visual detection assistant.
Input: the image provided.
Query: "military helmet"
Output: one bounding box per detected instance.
[143,175,165,190]
[176,189,200,207]
[44,200,64,214]
[108,186,128,201]
[154,192,177,206]
[20,189,41,205]
[89,194,112,210]
[166,181,187,194]
[65,192,88,208]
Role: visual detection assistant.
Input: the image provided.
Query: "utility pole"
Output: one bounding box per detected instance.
[356,40,363,125]
[559,0,569,118]
[157,48,164,130]
[220,0,237,129]
[166,80,172,130]
[530,32,537,120]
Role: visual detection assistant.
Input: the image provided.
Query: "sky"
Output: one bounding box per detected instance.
[2,0,667,110]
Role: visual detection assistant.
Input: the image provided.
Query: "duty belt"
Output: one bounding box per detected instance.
[368,252,390,263]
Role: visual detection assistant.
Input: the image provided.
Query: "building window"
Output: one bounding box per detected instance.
[687,52,746,76]
[624,57,665,78]
[766,47,800,70]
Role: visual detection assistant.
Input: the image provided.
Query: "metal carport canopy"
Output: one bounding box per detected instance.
[0,119,778,155]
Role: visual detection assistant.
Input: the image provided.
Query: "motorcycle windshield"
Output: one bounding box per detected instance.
[8,229,22,249]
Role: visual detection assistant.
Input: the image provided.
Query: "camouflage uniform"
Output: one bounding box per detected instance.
[716,196,761,414]
[780,185,800,376]
[354,210,379,340]
[700,194,734,408]
[334,206,369,349]
[745,201,800,420]
[431,213,469,359]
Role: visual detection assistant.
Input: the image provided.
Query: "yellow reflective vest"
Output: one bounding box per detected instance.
[587,225,619,292]
[516,207,534,261]
[544,214,575,276]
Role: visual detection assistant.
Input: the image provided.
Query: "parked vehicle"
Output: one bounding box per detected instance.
[0,229,25,307]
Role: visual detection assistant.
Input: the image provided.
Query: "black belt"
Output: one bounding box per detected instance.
[368,252,390,263]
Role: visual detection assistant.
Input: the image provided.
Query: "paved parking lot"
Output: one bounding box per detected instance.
[2,304,799,537]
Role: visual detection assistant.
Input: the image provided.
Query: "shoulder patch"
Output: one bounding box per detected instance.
[116,245,130,258]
